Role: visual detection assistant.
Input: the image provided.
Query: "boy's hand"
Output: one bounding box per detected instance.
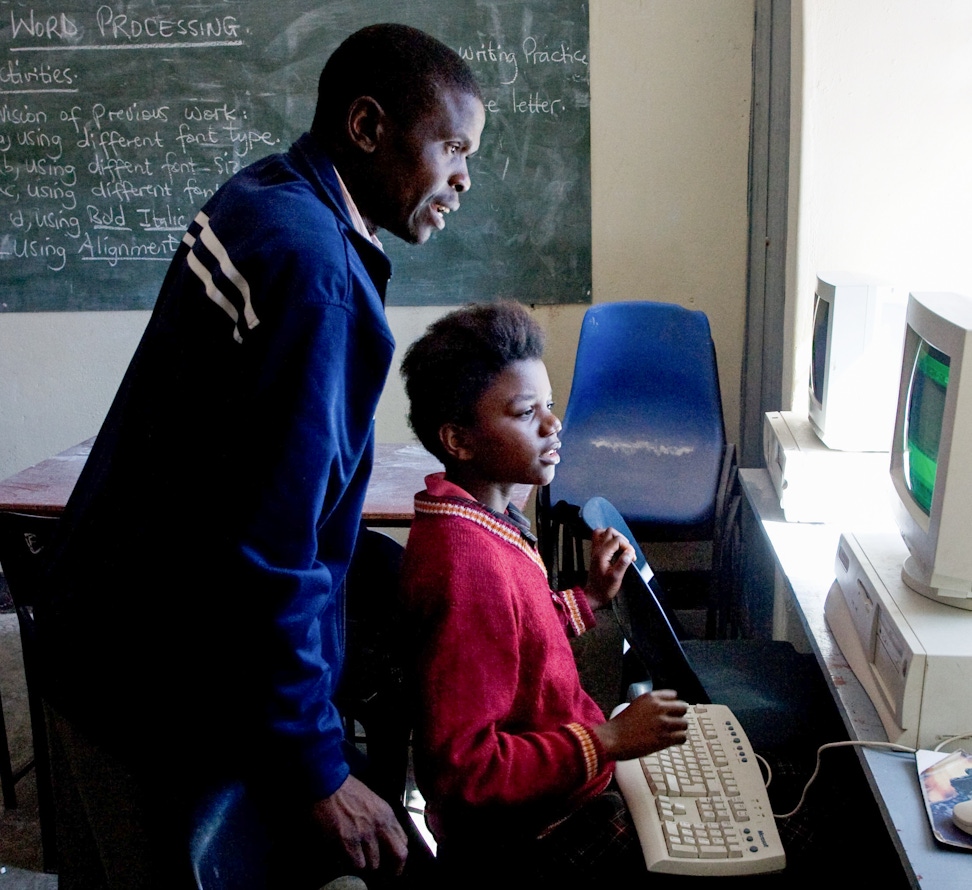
[584,526,635,610]
[592,689,689,762]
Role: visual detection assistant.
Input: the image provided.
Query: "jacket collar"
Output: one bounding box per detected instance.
[289,133,392,299]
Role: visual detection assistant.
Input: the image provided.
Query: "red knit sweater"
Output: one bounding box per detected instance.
[400,474,614,844]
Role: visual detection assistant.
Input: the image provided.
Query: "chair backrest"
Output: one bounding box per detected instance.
[553,301,726,529]
[338,527,413,806]
[190,528,431,887]
[580,497,709,704]
[189,780,269,890]
[339,528,438,875]
[0,510,60,711]
[0,511,59,610]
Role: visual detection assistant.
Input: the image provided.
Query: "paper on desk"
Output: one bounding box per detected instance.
[917,749,972,850]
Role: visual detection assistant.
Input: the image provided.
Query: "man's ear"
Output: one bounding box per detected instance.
[439,423,474,463]
[346,96,385,153]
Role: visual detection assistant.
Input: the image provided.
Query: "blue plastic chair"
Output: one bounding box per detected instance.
[537,301,740,637]
[189,780,269,889]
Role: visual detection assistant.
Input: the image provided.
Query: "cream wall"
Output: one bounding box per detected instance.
[0,1,756,483]
[785,0,972,410]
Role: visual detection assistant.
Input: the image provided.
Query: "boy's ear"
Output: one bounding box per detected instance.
[439,423,474,463]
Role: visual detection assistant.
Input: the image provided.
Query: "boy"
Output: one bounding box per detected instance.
[399,302,689,885]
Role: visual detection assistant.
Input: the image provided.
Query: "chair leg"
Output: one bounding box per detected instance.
[31,699,58,872]
[537,487,574,589]
[553,505,585,590]
[535,487,552,566]
[0,685,17,809]
[722,495,744,638]
[706,444,742,639]
[707,491,742,639]
[572,528,586,584]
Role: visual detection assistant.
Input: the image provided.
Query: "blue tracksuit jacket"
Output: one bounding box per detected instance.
[38,132,395,803]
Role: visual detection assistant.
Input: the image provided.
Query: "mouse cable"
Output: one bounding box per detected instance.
[754,752,773,790]
[933,732,972,752]
[771,739,916,820]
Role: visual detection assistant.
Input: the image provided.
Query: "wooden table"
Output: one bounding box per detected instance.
[0,438,533,525]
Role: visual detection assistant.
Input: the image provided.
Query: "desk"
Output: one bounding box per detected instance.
[0,438,532,525]
[740,467,972,888]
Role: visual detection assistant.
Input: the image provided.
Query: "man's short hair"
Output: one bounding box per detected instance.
[312,23,482,134]
[401,301,546,464]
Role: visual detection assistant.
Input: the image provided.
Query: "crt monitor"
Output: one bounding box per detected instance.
[808,271,905,452]
[890,290,972,609]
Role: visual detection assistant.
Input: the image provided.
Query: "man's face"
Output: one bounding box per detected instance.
[370,87,486,245]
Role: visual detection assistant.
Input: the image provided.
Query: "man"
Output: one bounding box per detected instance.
[37,23,485,888]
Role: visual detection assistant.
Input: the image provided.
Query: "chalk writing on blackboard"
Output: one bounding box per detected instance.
[0,1,590,311]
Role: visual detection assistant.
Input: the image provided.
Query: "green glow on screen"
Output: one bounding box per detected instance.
[904,340,949,515]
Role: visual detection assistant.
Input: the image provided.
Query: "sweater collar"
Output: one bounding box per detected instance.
[422,472,537,546]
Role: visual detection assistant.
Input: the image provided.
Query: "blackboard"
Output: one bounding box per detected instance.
[0,0,591,311]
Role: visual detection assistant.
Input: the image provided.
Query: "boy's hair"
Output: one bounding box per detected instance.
[312,23,482,135]
[401,301,546,464]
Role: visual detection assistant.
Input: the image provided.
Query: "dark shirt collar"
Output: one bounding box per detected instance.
[497,501,537,546]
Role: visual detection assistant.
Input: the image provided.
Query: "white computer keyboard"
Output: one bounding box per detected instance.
[612,702,786,876]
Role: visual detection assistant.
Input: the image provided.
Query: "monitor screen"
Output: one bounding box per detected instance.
[807,272,904,452]
[891,291,972,609]
[903,340,949,516]
[809,291,830,408]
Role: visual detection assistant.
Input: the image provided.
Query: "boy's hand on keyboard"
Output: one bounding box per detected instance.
[584,526,635,610]
[593,689,688,762]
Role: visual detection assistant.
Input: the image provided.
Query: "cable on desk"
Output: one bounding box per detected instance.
[755,752,773,790]
[773,740,917,820]
[933,732,972,752]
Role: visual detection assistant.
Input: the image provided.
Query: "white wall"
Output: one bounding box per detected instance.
[785,0,972,409]
[0,1,756,483]
[0,310,147,480]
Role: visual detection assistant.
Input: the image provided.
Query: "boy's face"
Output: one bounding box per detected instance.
[459,358,562,497]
